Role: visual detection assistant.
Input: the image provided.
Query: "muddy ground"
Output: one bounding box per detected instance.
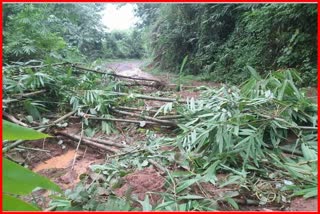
[7,60,317,211]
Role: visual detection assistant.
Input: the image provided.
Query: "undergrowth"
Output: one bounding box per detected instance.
[45,66,317,211]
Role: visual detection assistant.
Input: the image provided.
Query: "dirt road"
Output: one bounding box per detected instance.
[106,60,160,81]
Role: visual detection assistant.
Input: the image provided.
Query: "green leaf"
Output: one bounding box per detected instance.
[303,188,317,199]
[136,195,152,211]
[3,120,50,141]
[301,143,317,161]
[225,197,239,210]
[3,194,40,211]
[176,177,200,194]
[246,65,261,80]
[3,158,61,195]
[180,55,189,74]
[98,196,131,211]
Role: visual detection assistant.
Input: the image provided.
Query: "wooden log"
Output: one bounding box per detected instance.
[56,131,119,153]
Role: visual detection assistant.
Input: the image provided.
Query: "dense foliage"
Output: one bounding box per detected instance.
[3,3,145,64]
[136,4,317,86]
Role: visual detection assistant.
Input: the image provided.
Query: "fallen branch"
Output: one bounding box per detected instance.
[56,131,119,153]
[3,112,29,127]
[111,109,177,127]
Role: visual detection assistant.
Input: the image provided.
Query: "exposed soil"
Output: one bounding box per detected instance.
[114,167,166,205]
[288,197,318,211]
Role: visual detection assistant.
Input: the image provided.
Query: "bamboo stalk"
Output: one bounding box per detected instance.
[3,98,19,104]
[32,110,77,129]
[167,84,198,89]
[56,131,119,153]
[16,146,50,153]
[44,114,170,127]
[3,111,77,152]
[6,62,68,69]
[116,106,159,113]
[157,115,183,120]
[83,136,129,148]
[88,116,159,126]
[12,89,47,98]
[106,148,144,159]
[3,112,29,127]
[52,110,77,124]
[2,127,47,152]
[71,122,84,169]
[111,109,177,126]
[71,64,163,84]
[123,82,158,87]
[148,159,167,174]
[111,92,187,103]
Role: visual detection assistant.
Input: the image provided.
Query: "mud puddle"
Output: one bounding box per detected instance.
[33,149,76,172]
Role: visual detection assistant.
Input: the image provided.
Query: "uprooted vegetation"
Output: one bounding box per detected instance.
[2,3,317,211]
[3,60,317,211]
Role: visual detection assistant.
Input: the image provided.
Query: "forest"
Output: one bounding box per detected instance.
[2,3,318,211]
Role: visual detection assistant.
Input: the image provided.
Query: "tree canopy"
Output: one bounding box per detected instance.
[135,3,317,86]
